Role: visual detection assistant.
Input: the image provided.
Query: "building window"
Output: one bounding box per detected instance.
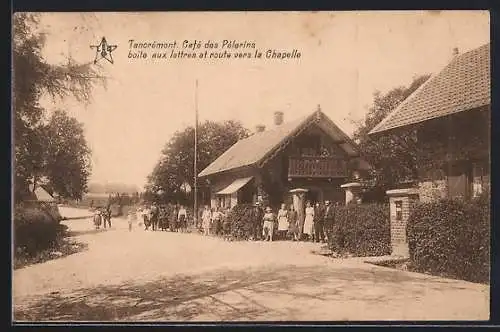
[472,162,490,197]
[395,201,403,220]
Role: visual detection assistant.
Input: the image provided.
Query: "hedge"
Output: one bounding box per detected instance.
[407,196,490,283]
[226,204,258,240]
[327,203,391,257]
[14,203,63,255]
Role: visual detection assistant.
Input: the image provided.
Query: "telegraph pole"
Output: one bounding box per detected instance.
[194,80,199,228]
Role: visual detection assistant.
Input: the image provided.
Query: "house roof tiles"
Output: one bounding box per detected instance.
[369,43,490,135]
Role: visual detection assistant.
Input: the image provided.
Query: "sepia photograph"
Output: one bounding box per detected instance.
[12,10,490,322]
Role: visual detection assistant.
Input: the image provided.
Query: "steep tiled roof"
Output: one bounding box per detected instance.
[198,110,362,177]
[25,186,56,202]
[369,43,490,135]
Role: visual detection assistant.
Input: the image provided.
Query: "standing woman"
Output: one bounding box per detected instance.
[303,201,315,241]
[262,206,276,241]
[202,205,212,236]
[177,205,188,233]
[277,203,289,240]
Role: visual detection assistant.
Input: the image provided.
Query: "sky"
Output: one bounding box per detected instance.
[33,11,490,189]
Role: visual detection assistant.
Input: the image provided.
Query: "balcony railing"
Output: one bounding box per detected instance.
[288,156,347,178]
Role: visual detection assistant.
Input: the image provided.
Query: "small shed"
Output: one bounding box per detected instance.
[25,185,62,221]
[33,186,56,202]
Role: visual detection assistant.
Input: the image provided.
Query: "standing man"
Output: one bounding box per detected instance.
[105,201,112,229]
[314,201,326,243]
[287,204,299,241]
[177,205,188,233]
[324,200,336,249]
[150,202,159,231]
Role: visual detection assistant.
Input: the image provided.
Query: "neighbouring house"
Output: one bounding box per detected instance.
[24,184,62,221]
[369,43,490,202]
[198,108,370,211]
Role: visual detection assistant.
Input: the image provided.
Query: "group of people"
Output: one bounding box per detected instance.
[92,204,112,230]
[127,203,190,232]
[256,200,338,242]
[100,199,338,243]
[200,206,235,238]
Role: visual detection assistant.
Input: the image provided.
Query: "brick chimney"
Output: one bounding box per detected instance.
[255,124,266,133]
[274,111,284,126]
[452,47,459,57]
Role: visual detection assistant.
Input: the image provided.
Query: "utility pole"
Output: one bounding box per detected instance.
[194,79,199,228]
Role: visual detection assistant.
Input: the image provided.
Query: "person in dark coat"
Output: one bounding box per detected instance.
[287,204,299,241]
[170,205,179,232]
[314,201,326,243]
[103,202,112,229]
[150,202,159,231]
[323,200,337,248]
[252,203,264,240]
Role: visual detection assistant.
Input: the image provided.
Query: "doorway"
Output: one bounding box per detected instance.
[447,162,471,200]
[305,189,321,205]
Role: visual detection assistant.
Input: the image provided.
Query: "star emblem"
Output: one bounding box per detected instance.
[90,37,118,64]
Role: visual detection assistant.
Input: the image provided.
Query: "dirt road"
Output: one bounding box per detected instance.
[13,207,489,322]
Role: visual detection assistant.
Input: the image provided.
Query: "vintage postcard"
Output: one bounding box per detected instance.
[12,11,490,322]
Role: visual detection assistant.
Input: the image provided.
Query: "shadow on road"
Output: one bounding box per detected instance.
[14,264,473,322]
[14,228,90,270]
[66,229,110,237]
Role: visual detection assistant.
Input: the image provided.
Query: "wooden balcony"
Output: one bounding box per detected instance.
[288,156,347,178]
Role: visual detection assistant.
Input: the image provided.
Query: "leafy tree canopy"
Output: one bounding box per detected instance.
[353,74,430,189]
[13,13,105,201]
[147,120,250,203]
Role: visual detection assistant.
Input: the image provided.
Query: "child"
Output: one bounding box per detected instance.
[262,206,275,241]
[93,208,102,230]
[127,209,136,232]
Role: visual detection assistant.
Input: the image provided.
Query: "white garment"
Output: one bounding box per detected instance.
[277,209,289,231]
[178,208,187,219]
[202,209,212,227]
[303,206,315,235]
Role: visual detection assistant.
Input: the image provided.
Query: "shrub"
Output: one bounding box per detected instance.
[226,204,257,240]
[14,203,62,255]
[407,198,490,283]
[327,203,391,257]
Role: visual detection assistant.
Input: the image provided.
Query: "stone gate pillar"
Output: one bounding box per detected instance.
[340,182,362,205]
[289,188,308,234]
[386,188,420,257]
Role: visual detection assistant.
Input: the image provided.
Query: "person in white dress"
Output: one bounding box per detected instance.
[201,205,212,236]
[303,201,315,240]
[142,206,151,230]
[277,203,289,240]
[127,208,137,232]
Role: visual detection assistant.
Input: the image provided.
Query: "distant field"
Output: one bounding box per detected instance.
[63,193,138,217]
[84,193,112,199]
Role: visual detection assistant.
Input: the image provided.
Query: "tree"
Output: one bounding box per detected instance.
[147,120,250,204]
[43,110,92,200]
[13,13,105,201]
[353,74,431,190]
